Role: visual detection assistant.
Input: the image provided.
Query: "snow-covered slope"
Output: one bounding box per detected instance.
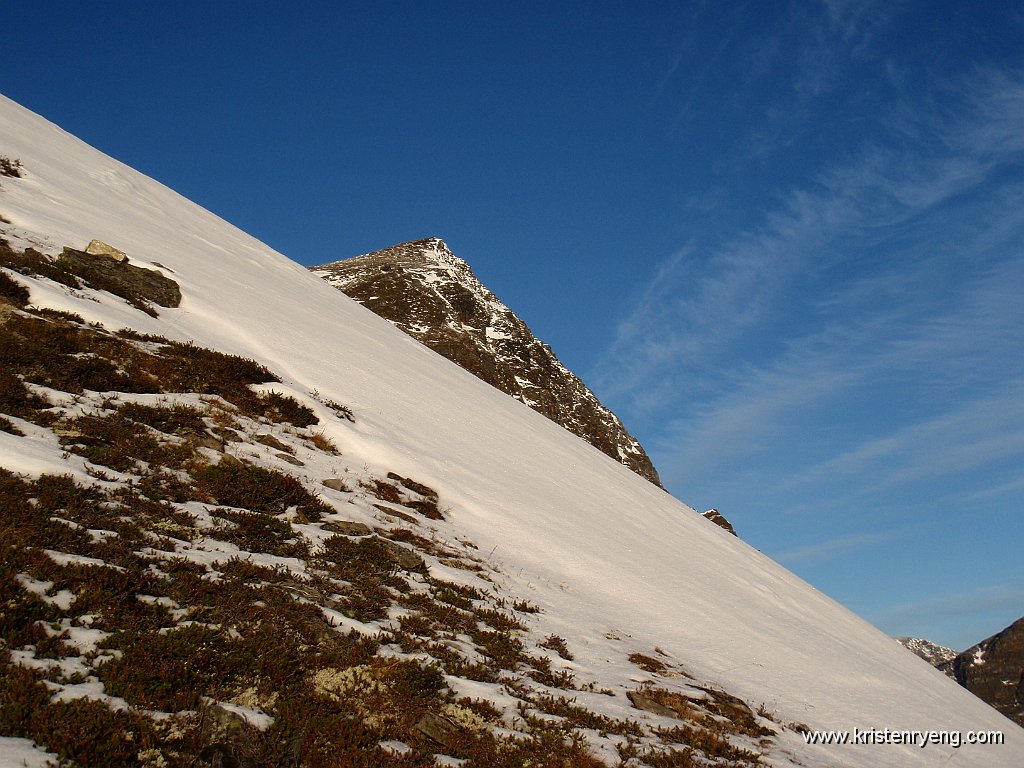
[1,94,1022,766]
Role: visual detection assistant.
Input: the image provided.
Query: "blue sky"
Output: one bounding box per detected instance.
[3,1,1022,650]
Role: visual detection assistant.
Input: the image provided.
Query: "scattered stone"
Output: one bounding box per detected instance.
[415,711,461,747]
[85,239,128,262]
[322,520,372,536]
[702,508,737,536]
[322,478,348,492]
[275,452,304,466]
[256,433,291,452]
[212,426,244,443]
[192,434,225,452]
[218,453,243,469]
[373,503,418,525]
[626,690,678,718]
[379,539,425,571]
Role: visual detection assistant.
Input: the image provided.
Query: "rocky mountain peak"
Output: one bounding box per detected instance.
[895,636,958,668]
[385,237,464,270]
[311,238,663,488]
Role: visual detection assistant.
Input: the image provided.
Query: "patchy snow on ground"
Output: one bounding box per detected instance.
[1,93,1022,766]
[0,737,58,768]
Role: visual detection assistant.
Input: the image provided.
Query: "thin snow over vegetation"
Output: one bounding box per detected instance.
[0,94,1021,766]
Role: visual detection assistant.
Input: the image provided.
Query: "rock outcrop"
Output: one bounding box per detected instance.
[941,617,1024,727]
[312,238,662,487]
[895,637,957,669]
[702,509,737,536]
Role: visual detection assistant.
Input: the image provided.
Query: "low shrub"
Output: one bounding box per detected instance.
[117,401,206,436]
[0,270,29,305]
[157,341,278,401]
[192,462,331,521]
[253,390,318,427]
[99,624,242,710]
[539,634,574,661]
[59,411,195,472]
[0,156,22,177]
[211,508,308,558]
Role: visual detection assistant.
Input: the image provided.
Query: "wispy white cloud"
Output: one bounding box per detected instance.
[872,585,1024,630]
[595,67,1024,420]
[783,380,1024,494]
[593,68,1024,564]
[773,528,907,565]
[957,475,1024,503]
[794,0,902,97]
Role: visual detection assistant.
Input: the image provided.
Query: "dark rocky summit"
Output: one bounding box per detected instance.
[312,238,662,487]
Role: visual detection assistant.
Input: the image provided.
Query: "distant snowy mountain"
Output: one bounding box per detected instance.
[312,238,662,488]
[896,637,958,668]
[1,93,1022,767]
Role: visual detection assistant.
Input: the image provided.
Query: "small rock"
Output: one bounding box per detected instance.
[85,239,128,262]
[218,453,243,468]
[415,711,460,747]
[322,478,348,492]
[212,426,243,443]
[275,452,304,466]
[277,579,324,603]
[379,539,425,571]
[322,520,372,536]
[192,435,225,452]
[627,690,678,718]
[288,509,311,524]
[373,503,418,525]
[702,508,737,536]
[208,704,247,733]
[256,433,291,452]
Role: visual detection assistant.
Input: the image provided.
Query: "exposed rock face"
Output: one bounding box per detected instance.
[85,239,128,262]
[702,509,737,536]
[941,617,1024,727]
[895,637,958,669]
[58,246,181,308]
[312,238,662,487]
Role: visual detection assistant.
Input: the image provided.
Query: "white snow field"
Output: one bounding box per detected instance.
[1,93,1021,766]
